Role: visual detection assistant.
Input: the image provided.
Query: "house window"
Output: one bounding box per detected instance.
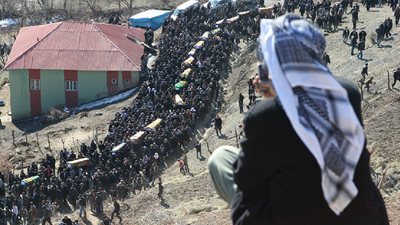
[111,78,117,85]
[65,81,78,91]
[30,79,40,91]
[124,79,131,85]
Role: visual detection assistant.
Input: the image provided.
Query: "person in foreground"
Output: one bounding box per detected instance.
[208,14,388,225]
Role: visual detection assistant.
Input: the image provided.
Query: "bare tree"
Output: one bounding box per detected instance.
[83,0,97,13]
[0,0,5,13]
[36,0,49,10]
[63,0,68,11]
[122,0,134,11]
[36,0,55,21]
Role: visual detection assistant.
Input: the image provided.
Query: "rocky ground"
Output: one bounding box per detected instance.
[1,1,400,225]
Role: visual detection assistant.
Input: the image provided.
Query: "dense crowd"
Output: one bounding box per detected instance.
[0,2,272,225]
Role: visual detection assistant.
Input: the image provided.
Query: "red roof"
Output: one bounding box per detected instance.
[4,22,145,71]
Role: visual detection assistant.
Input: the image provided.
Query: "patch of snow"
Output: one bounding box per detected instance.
[0,19,16,28]
[71,87,139,112]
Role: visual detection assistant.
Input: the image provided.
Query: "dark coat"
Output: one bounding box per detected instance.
[231,78,388,225]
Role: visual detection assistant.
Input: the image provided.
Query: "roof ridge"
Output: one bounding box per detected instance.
[4,22,62,70]
[92,23,140,71]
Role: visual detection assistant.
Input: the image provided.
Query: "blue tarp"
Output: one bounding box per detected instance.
[129,9,171,31]
[0,18,16,28]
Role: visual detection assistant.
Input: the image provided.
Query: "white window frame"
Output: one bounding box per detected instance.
[30,79,40,91]
[124,79,131,85]
[65,80,78,91]
[111,78,117,85]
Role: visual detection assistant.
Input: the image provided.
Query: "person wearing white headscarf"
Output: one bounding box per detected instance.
[208,14,388,225]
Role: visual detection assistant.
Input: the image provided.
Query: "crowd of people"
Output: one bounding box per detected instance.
[0,2,274,225]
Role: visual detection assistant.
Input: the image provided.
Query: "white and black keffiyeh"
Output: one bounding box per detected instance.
[258,14,365,215]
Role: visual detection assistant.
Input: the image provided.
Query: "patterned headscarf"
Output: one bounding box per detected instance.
[259,14,365,215]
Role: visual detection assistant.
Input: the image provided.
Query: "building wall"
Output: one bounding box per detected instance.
[132,71,140,86]
[9,69,31,120]
[40,70,65,114]
[118,71,124,90]
[29,69,41,117]
[77,71,108,105]
[9,69,140,120]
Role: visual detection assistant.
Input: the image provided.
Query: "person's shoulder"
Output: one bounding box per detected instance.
[244,98,283,123]
[335,76,362,118]
[336,76,359,94]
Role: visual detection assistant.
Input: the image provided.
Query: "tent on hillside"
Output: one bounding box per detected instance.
[129,9,171,30]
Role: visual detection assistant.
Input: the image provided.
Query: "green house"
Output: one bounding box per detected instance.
[4,22,145,120]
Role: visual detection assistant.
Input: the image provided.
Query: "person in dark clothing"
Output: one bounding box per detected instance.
[100,216,110,225]
[322,52,331,65]
[392,67,400,88]
[360,63,368,83]
[365,77,374,92]
[62,216,73,225]
[195,141,202,159]
[209,14,388,225]
[239,93,244,113]
[158,181,164,202]
[214,115,222,136]
[110,199,122,223]
[108,17,114,24]
[376,24,384,47]
[350,29,358,55]
[357,37,365,59]
[95,193,103,216]
[384,17,393,38]
[342,27,350,42]
[78,194,86,218]
[395,7,400,26]
[350,6,358,29]
[41,206,52,225]
[359,30,367,49]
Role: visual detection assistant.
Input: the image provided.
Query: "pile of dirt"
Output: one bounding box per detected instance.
[40,107,69,125]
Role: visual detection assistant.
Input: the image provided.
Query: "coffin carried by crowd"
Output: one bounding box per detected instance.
[188,48,196,55]
[194,41,204,49]
[215,20,225,27]
[21,175,39,185]
[258,7,273,13]
[201,31,211,39]
[183,57,194,66]
[67,158,90,168]
[111,142,127,153]
[175,94,185,105]
[227,16,239,23]
[130,131,145,144]
[181,68,192,78]
[145,118,163,131]
[210,28,221,35]
[238,11,250,16]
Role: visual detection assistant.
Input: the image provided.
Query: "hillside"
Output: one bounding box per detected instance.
[88,5,400,224]
[120,5,400,224]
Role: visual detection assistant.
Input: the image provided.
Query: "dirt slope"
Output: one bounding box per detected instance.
[119,5,400,224]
